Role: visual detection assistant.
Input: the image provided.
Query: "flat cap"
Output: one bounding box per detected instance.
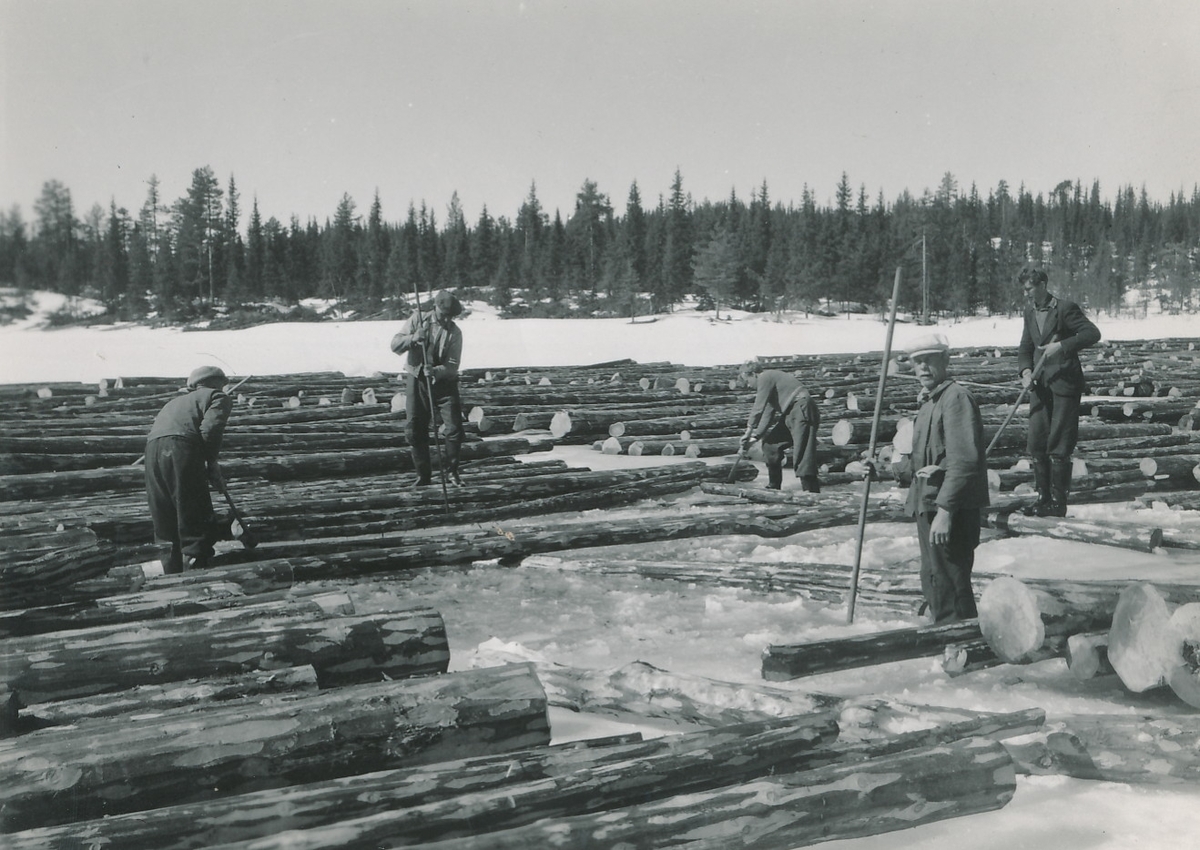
[434,290,463,318]
[187,365,227,389]
[905,333,950,358]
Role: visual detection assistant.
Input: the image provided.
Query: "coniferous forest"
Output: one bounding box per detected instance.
[1,167,1197,326]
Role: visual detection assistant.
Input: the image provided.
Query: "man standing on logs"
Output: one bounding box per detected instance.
[740,366,820,492]
[391,289,465,487]
[144,366,233,574]
[893,334,989,623]
[1017,268,1101,517]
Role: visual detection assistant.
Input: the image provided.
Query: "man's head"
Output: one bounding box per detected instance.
[187,365,227,390]
[906,333,951,391]
[1019,268,1049,305]
[433,290,463,324]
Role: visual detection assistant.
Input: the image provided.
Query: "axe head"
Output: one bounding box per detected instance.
[231,518,259,550]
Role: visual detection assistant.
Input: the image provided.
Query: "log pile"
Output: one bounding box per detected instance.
[4,340,1200,845]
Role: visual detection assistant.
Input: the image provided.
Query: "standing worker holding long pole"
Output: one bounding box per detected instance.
[390,286,466,508]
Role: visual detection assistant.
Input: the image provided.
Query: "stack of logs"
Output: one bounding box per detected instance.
[3,337,1200,844]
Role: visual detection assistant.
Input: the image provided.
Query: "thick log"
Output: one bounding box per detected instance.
[1167,602,1200,708]
[1139,454,1200,487]
[69,559,295,600]
[0,606,448,705]
[1006,713,1200,785]
[0,580,328,638]
[941,636,1065,677]
[0,663,549,832]
[1106,582,1177,692]
[978,575,1200,665]
[983,511,1163,552]
[15,665,320,731]
[405,737,1016,850]
[762,620,984,681]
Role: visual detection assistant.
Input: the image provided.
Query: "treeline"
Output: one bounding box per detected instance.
[0,168,1197,323]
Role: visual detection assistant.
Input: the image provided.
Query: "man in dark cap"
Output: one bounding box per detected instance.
[391,290,465,487]
[740,365,821,492]
[893,334,989,623]
[1017,268,1101,517]
[144,365,234,573]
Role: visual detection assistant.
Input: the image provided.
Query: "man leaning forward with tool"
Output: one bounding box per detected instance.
[391,290,465,487]
[144,366,234,574]
[893,334,989,624]
[740,365,821,492]
[1017,268,1100,517]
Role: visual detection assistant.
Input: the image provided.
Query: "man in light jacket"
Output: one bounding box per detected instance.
[741,367,821,492]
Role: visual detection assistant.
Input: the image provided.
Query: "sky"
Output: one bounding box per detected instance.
[2,0,1199,230]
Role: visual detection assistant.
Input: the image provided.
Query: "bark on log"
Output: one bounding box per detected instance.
[0,663,549,832]
[70,560,295,600]
[0,606,448,705]
[983,511,1163,553]
[762,620,985,681]
[15,665,320,731]
[0,581,329,638]
[468,645,845,726]
[402,737,1016,850]
[0,722,812,850]
[941,636,1065,677]
[1005,713,1200,785]
[1139,454,1200,487]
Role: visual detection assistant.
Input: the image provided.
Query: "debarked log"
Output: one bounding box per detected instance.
[0,663,549,832]
[762,620,985,681]
[0,606,448,705]
[983,510,1163,553]
[407,736,1016,850]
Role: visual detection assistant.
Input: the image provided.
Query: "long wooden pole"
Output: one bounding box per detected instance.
[985,352,1049,458]
[846,267,902,623]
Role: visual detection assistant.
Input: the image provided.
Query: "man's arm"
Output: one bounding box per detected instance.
[1017,312,1035,379]
[1059,302,1101,356]
[389,314,422,356]
[199,390,233,457]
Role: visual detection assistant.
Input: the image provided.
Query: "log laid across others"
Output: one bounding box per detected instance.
[762,620,984,681]
[0,663,550,833]
[983,511,1164,553]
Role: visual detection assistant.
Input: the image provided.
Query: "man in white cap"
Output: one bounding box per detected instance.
[391,290,465,487]
[893,334,989,623]
[144,366,234,573]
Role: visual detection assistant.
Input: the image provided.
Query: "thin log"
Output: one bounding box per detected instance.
[0,663,549,832]
[0,606,448,705]
[762,620,984,681]
[983,511,1163,552]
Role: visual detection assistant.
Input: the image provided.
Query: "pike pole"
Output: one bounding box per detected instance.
[411,280,452,514]
[984,341,1052,458]
[846,266,903,623]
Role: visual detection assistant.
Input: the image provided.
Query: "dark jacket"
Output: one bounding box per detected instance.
[391,312,463,382]
[900,379,990,516]
[146,387,232,457]
[1018,295,1100,396]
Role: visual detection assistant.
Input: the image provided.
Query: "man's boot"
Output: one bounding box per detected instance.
[766,464,783,490]
[1042,457,1072,517]
[1023,456,1052,516]
[445,440,463,486]
[410,446,432,487]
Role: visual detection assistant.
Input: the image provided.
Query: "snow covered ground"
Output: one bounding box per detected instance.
[3,290,1200,848]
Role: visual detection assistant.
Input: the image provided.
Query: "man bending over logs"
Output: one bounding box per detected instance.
[893,334,989,623]
[740,365,820,492]
[144,365,233,574]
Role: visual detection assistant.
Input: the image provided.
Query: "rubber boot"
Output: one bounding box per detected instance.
[1023,456,1052,516]
[410,445,432,487]
[799,474,820,493]
[1042,458,1071,517]
[445,439,463,486]
[766,463,783,490]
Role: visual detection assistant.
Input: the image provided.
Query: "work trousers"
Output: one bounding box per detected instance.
[405,374,464,481]
[761,415,819,492]
[915,508,981,624]
[1027,385,1082,463]
[145,436,217,574]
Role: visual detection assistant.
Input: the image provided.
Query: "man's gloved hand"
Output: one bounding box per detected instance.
[861,459,878,481]
[430,365,450,380]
